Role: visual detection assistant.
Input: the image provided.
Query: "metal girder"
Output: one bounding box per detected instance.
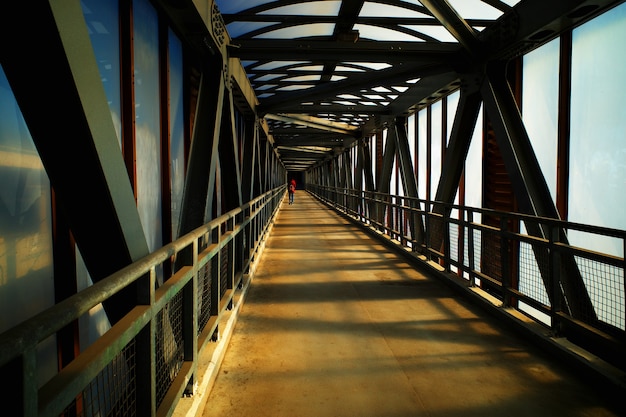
[272,131,345,140]
[229,58,258,116]
[478,0,625,61]
[480,61,595,320]
[278,150,332,159]
[258,61,454,114]
[355,142,364,193]
[481,62,557,220]
[419,0,482,56]
[265,113,359,136]
[223,15,493,27]
[345,151,354,189]
[270,127,355,135]
[428,83,482,261]
[0,1,150,324]
[335,0,364,36]
[268,104,390,115]
[222,86,244,211]
[387,72,460,116]
[259,136,269,192]
[240,118,255,203]
[394,118,425,246]
[229,40,459,65]
[274,138,342,148]
[252,126,263,197]
[379,129,396,195]
[178,61,225,238]
[433,86,483,207]
[225,0,626,182]
[361,140,376,193]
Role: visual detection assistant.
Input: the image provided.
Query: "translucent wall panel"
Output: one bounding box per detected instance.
[82,0,121,146]
[570,3,626,330]
[446,91,461,205]
[352,145,358,190]
[417,109,428,200]
[522,39,559,200]
[446,91,460,146]
[465,105,483,278]
[134,0,163,265]
[370,134,376,189]
[77,248,111,351]
[78,0,122,351]
[0,66,56,385]
[169,29,185,240]
[446,92,461,270]
[465,105,483,210]
[407,114,416,169]
[430,101,442,200]
[570,3,626,255]
[388,129,398,195]
[519,38,560,318]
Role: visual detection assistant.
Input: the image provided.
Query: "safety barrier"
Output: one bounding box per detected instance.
[0,186,285,417]
[309,185,625,371]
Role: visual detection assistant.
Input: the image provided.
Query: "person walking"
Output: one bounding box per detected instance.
[288,178,296,204]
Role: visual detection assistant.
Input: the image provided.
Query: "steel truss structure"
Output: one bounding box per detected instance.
[0,1,625,416]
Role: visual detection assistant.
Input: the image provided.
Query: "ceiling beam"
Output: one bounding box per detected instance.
[264,113,359,136]
[258,61,454,114]
[419,0,482,55]
[229,40,459,64]
[479,0,624,60]
[222,14,493,27]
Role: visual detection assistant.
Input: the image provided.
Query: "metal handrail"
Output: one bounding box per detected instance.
[309,184,626,369]
[0,185,286,417]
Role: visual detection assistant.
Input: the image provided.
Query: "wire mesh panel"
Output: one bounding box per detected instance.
[62,341,137,417]
[220,245,229,298]
[479,227,502,285]
[468,228,483,285]
[308,186,625,369]
[155,292,184,407]
[427,215,445,258]
[235,231,244,279]
[449,223,460,267]
[575,256,625,330]
[198,262,213,334]
[463,227,470,270]
[518,241,551,307]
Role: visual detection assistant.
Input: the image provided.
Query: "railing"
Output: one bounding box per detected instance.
[309,185,626,370]
[0,186,286,417]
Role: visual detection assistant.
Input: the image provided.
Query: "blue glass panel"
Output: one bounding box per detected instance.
[77,0,122,353]
[169,29,185,240]
[133,0,162,259]
[0,65,56,384]
[82,0,121,146]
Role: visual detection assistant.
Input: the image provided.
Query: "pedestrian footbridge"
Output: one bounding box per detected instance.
[180,192,623,417]
[1,190,624,417]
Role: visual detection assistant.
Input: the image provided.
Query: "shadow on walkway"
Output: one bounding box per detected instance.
[201,192,621,417]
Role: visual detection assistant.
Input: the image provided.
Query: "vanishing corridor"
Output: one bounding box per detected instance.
[201,193,618,417]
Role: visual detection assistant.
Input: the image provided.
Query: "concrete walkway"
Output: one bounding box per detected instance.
[200,192,621,417]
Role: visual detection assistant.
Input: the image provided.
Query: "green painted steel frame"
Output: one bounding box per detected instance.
[0,187,285,417]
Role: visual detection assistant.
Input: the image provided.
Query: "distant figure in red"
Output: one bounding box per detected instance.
[288,178,296,204]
